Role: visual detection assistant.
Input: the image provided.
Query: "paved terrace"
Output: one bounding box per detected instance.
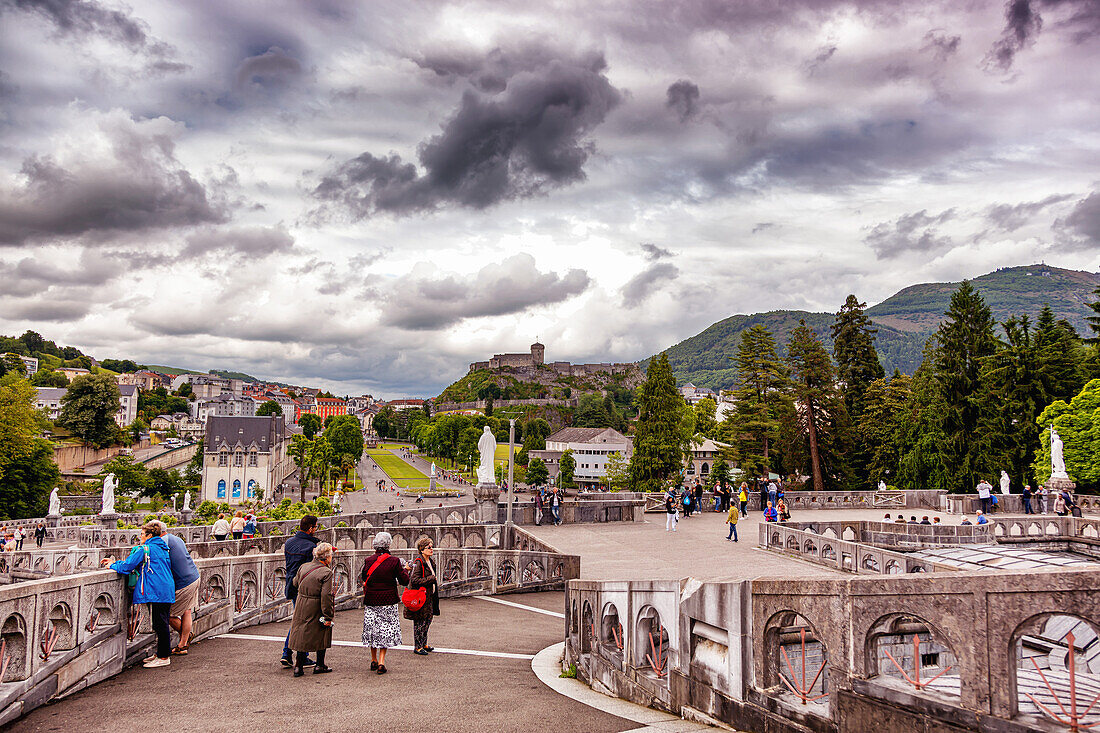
[7,506,1022,732]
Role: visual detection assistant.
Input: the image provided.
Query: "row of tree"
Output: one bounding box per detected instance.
[288,414,364,501]
[629,283,1100,493]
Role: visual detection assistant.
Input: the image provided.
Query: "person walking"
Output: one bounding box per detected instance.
[212,514,230,541]
[361,532,409,675]
[243,514,257,539]
[739,483,749,517]
[1022,485,1034,515]
[726,501,739,542]
[230,511,246,540]
[34,523,45,548]
[407,537,440,656]
[155,521,199,656]
[103,521,176,668]
[281,515,320,668]
[664,487,678,532]
[289,542,336,677]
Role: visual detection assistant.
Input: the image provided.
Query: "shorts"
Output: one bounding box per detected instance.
[170,578,200,617]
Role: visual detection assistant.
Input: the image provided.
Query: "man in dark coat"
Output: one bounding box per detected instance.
[281,515,319,668]
[289,542,335,677]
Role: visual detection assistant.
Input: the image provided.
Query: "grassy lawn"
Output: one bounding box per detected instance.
[378,442,410,450]
[366,449,430,488]
[494,444,517,462]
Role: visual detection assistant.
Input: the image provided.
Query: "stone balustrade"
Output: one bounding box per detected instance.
[566,566,1100,733]
[758,522,958,575]
[641,489,947,513]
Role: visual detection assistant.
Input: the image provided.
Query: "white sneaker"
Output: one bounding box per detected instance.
[143,654,158,664]
[143,657,171,668]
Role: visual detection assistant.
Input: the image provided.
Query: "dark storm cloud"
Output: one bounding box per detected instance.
[312,50,622,218]
[986,0,1100,70]
[806,44,838,75]
[2,0,150,49]
[234,46,303,91]
[181,226,295,258]
[1059,190,1100,245]
[381,254,591,330]
[640,242,673,261]
[2,298,91,322]
[414,41,608,93]
[865,208,956,258]
[666,80,700,122]
[0,115,228,246]
[984,193,1073,231]
[620,262,680,307]
[922,30,962,60]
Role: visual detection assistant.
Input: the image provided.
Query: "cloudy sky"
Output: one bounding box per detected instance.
[1,0,1099,397]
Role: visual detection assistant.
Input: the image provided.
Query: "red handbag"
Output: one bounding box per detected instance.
[402,586,427,611]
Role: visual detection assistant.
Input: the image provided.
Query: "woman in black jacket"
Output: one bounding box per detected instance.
[361,532,410,675]
[406,537,441,655]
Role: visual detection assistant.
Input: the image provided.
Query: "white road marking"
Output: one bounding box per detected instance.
[474,595,565,618]
[216,633,535,660]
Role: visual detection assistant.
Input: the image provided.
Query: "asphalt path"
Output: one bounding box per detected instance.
[11,592,632,733]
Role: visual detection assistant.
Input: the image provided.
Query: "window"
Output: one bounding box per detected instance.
[217,480,226,499]
[218,449,228,467]
[234,451,244,467]
[232,479,241,498]
[248,451,258,467]
[247,479,257,499]
[920,652,939,668]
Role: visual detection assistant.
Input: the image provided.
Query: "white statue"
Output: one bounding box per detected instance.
[877,480,887,492]
[100,473,117,515]
[182,490,192,511]
[48,487,61,515]
[999,470,1011,495]
[430,462,437,478]
[1051,425,1068,479]
[476,426,497,485]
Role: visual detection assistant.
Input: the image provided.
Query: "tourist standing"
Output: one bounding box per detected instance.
[534,489,545,526]
[281,515,320,668]
[16,526,24,550]
[362,532,409,675]
[34,523,46,548]
[739,483,749,517]
[976,478,993,515]
[289,542,336,677]
[212,514,230,541]
[407,537,440,656]
[726,501,739,542]
[694,482,704,513]
[1022,485,1034,515]
[681,485,692,517]
[664,487,678,532]
[230,511,246,540]
[763,501,777,522]
[1054,492,1067,516]
[767,480,778,508]
[156,521,199,656]
[550,488,562,525]
[243,514,257,539]
[103,521,176,668]
[777,498,791,522]
[1038,484,1049,514]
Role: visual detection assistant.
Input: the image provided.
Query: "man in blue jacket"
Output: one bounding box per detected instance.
[281,514,319,668]
[104,521,176,668]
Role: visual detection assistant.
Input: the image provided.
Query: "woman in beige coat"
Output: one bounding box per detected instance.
[288,542,336,677]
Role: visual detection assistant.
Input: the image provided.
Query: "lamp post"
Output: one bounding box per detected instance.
[506,419,516,532]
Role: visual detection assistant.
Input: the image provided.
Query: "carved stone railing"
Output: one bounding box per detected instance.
[758,523,957,575]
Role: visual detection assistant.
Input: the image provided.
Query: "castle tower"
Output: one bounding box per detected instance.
[530,341,545,365]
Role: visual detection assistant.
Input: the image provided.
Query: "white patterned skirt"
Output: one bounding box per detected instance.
[362,603,402,648]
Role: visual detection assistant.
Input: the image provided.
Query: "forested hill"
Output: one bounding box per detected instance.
[657,264,1100,391]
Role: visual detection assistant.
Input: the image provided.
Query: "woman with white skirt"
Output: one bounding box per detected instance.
[360,532,410,674]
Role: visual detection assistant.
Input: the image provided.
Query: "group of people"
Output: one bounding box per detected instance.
[1020,484,1078,516]
[102,519,199,668]
[0,524,47,551]
[662,482,754,536]
[279,515,441,677]
[211,511,258,540]
[533,487,563,526]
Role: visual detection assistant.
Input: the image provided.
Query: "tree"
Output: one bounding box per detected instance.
[730,326,791,480]
[185,446,203,485]
[603,451,630,490]
[934,281,999,491]
[289,434,313,501]
[831,295,885,486]
[1036,305,1086,403]
[0,377,59,519]
[338,453,357,485]
[558,449,576,490]
[709,454,730,489]
[897,352,952,492]
[692,397,718,439]
[323,415,364,462]
[526,456,549,486]
[299,413,322,439]
[3,353,27,376]
[574,393,613,428]
[59,373,121,448]
[256,400,282,417]
[630,354,688,491]
[372,406,395,438]
[859,374,913,487]
[101,455,151,495]
[129,417,148,443]
[148,468,184,499]
[1034,378,1100,488]
[787,320,851,490]
[31,370,68,387]
[1086,285,1100,345]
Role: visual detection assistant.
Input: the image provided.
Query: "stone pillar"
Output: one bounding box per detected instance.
[473,482,501,524]
[180,509,194,526]
[46,513,61,528]
[98,513,119,529]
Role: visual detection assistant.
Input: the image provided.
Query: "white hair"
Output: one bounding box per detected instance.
[372,532,392,550]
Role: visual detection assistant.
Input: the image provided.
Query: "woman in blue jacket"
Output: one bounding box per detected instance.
[103,521,177,668]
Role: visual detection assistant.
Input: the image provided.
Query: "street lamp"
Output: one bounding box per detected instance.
[506,418,516,532]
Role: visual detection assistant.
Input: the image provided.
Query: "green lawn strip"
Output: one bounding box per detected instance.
[366,449,430,488]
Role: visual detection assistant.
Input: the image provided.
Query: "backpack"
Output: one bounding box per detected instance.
[127,544,150,590]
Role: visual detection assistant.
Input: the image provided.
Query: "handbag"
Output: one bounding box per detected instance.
[401,559,428,612]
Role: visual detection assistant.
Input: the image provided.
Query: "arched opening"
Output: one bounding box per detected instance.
[570,600,578,635]
[93,592,116,627]
[866,614,959,699]
[443,558,462,583]
[48,601,75,651]
[496,560,515,586]
[471,559,490,578]
[522,560,544,583]
[602,603,623,654]
[232,479,241,499]
[247,479,257,499]
[634,605,669,679]
[217,479,226,499]
[763,610,829,711]
[581,601,595,655]
[235,570,258,612]
[1,613,27,682]
[1013,613,1100,728]
[701,463,710,475]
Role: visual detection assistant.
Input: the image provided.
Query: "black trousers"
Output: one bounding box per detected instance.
[414,616,433,649]
[297,649,325,668]
[150,602,172,659]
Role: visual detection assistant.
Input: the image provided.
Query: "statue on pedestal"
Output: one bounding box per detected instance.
[182,490,192,511]
[477,426,497,485]
[999,470,1011,495]
[1050,425,1069,479]
[48,487,61,516]
[430,462,437,478]
[100,473,117,515]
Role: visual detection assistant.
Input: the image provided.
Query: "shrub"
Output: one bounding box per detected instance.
[336,521,348,527]
[164,515,179,526]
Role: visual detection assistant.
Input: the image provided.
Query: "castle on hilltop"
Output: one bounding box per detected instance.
[469,341,637,377]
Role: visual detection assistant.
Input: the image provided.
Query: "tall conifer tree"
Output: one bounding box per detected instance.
[630,353,686,491]
[831,295,884,486]
[730,325,791,479]
[788,320,851,490]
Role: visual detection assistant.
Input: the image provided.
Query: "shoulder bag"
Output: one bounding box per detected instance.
[401,559,427,612]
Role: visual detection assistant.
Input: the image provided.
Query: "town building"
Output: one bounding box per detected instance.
[468,341,637,378]
[529,427,632,489]
[685,437,733,480]
[6,354,39,376]
[200,414,293,503]
[262,392,298,425]
[35,383,139,426]
[386,398,425,411]
[679,383,718,405]
[57,367,90,382]
[170,374,235,400]
[117,370,165,391]
[149,412,203,440]
[189,394,258,423]
[314,397,347,421]
[347,395,375,411]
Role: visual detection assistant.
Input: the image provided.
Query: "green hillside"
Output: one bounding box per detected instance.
[657,264,1100,391]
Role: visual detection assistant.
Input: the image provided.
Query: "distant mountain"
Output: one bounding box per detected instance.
[656,264,1100,391]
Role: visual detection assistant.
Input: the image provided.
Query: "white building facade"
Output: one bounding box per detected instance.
[200,415,293,503]
[529,427,632,489]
